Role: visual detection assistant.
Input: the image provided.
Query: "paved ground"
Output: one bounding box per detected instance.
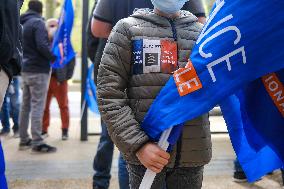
[1,92,283,189]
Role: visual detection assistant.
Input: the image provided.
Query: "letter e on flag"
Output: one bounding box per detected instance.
[174,60,202,96]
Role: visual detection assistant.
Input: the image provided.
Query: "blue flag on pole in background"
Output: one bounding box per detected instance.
[52,0,76,69]
[0,142,7,189]
[85,64,100,115]
[141,0,284,182]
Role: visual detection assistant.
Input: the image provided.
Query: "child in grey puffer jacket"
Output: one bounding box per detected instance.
[97,1,211,188]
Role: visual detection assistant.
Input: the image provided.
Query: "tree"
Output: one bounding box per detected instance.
[203,0,215,15]
[45,0,56,19]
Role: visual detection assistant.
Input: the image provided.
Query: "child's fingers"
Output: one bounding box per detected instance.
[151,162,165,170]
[152,155,169,166]
[156,149,170,160]
[149,165,163,173]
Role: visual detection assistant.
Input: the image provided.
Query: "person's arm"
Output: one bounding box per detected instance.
[97,19,150,156]
[34,20,55,61]
[183,0,206,24]
[0,2,13,60]
[91,0,113,38]
[91,18,112,38]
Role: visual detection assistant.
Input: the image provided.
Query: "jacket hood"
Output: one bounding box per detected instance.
[20,10,42,25]
[130,9,197,27]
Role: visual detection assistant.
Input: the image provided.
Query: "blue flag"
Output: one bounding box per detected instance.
[85,64,100,114]
[52,0,76,69]
[220,69,284,182]
[0,143,7,189]
[141,0,284,182]
[142,0,284,139]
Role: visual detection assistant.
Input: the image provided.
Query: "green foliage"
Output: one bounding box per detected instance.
[203,0,215,15]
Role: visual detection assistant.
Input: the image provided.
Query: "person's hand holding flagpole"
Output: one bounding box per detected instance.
[138,128,172,189]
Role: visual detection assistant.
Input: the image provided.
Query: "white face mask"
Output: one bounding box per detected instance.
[151,0,189,14]
[48,27,58,40]
[46,19,59,40]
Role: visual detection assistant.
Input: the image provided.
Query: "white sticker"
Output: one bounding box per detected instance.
[143,39,161,74]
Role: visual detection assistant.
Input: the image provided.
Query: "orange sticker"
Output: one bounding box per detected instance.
[160,40,178,74]
[173,60,202,96]
[262,73,284,117]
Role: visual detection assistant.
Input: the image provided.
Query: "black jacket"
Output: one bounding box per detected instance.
[20,10,55,74]
[87,0,99,63]
[87,1,107,84]
[0,0,23,80]
[53,57,75,83]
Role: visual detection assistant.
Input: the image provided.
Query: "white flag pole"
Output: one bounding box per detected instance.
[80,100,87,121]
[139,127,173,189]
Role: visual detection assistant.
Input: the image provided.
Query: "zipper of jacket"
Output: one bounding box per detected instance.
[168,18,182,167]
[168,19,178,41]
[168,19,179,70]
[134,99,141,116]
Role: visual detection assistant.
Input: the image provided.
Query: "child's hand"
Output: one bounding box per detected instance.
[136,143,170,173]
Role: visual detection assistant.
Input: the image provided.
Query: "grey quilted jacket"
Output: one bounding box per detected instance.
[97,9,212,167]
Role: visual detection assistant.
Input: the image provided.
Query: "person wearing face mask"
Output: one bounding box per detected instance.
[91,0,206,189]
[96,0,211,188]
[41,18,75,141]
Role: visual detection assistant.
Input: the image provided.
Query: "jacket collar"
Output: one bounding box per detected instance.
[131,9,197,27]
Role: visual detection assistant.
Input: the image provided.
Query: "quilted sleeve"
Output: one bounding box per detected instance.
[97,19,150,157]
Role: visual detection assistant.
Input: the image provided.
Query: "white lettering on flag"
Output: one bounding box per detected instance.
[178,79,200,93]
[199,26,241,58]
[174,67,192,83]
[207,46,246,82]
[262,73,284,117]
[196,0,247,83]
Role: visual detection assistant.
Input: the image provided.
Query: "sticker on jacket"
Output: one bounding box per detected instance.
[160,40,178,74]
[143,39,161,73]
[131,39,178,75]
[132,39,144,75]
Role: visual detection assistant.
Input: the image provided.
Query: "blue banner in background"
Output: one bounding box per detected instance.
[52,0,76,69]
[85,64,100,115]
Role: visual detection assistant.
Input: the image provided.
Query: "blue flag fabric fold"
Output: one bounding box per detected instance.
[0,143,7,189]
[85,64,100,115]
[52,0,76,69]
[220,95,284,182]
[142,0,284,140]
[220,69,284,182]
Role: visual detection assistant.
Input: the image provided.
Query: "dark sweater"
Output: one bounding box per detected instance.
[20,11,55,74]
[0,0,22,80]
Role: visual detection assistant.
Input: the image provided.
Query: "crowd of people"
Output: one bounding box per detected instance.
[0,0,283,189]
[0,0,75,153]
